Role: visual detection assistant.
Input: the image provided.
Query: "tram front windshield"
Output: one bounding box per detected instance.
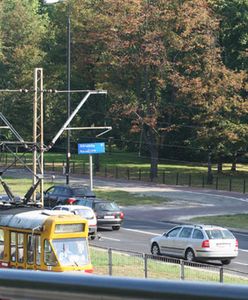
[52,238,90,266]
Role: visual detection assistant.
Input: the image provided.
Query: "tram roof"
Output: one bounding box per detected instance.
[0,208,73,230]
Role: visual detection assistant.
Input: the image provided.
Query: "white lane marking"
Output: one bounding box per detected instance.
[100,236,121,242]
[172,190,248,203]
[123,229,248,252]
[233,262,248,266]
[235,232,248,237]
[239,249,248,253]
[123,228,159,236]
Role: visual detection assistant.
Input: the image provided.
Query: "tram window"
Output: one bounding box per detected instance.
[27,235,34,264]
[17,233,24,263]
[44,240,57,266]
[11,232,16,262]
[0,229,4,259]
[36,236,41,266]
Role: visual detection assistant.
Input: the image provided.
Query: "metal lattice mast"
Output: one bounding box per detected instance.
[33,68,44,206]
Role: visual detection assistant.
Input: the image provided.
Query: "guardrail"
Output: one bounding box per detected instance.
[0,269,248,300]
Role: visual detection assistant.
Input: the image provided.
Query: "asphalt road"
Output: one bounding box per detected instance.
[6,169,248,274]
[90,219,248,274]
[78,175,248,274]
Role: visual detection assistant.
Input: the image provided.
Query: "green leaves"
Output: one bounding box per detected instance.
[0,0,247,166]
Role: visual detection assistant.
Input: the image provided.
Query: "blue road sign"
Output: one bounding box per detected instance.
[78,142,105,154]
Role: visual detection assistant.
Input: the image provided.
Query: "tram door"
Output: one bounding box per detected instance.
[26,234,41,270]
[10,232,25,269]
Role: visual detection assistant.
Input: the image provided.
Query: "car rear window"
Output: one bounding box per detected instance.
[206,229,234,240]
[73,188,95,197]
[75,209,94,219]
[95,202,119,211]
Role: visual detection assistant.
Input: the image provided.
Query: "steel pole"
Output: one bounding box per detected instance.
[66,4,71,184]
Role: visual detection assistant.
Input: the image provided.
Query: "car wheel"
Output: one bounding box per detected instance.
[90,235,96,240]
[151,243,161,255]
[112,226,120,231]
[221,259,231,265]
[185,248,195,262]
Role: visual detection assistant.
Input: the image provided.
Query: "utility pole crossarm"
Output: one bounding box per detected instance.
[47,90,107,150]
[0,113,28,147]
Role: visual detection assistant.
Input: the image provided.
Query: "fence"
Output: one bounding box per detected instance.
[0,154,247,193]
[90,246,248,285]
[43,161,248,194]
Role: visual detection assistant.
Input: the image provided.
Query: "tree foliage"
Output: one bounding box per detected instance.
[0,0,247,173]
[0,0,49,138]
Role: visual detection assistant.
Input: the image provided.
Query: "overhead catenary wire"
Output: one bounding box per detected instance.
[0,89,107,94]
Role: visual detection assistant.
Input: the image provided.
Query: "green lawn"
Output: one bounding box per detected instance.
[95,189,170,206]
[189,214,248,230]
[90,247,248,284]
[0,177,53,196]
[5,151,248,173]
[41,152,248,193]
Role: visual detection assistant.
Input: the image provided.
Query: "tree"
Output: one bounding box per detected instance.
[72,0,176,179]
[210,0,248,70]
[70,0,247,178]
[163,0,247,175]
[0,0,49,139]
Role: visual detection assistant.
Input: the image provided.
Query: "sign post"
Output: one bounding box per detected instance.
[78,143,105,190]
[89,154,93,191]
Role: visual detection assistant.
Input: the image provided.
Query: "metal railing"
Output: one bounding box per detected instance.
[0,269,248,300]
[43,161,247,193]
[0,155,247,193]
[90,246,248,285]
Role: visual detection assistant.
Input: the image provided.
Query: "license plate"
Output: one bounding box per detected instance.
[216,243,230,247]
[104,216,115,219]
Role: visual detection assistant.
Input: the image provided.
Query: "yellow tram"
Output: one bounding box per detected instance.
[0,208,93,272]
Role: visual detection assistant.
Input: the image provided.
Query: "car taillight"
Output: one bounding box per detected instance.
[84,268,94,273]
[120,212,124,219]
[66,198,76,205]
[201,240,210,248]
[235,239,239,248]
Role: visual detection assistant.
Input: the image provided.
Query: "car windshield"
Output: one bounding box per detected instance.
[73,188,95,197]
[75,209,94,219]
[206,229,234,240]
[52,237,90,266]
[95,202,119,211]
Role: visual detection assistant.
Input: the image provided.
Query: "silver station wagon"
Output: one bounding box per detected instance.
[150,224,238,265]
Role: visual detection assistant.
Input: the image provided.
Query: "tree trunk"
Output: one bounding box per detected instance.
[231,159,237,172]
[207,152,213,184]
[217,161,222,173]
[143,124,158,180]
[150,145,158,181]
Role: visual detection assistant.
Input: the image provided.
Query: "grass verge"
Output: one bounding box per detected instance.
[0,178,171,206]
[189,214,248,230]
[90,247,248,284]
[94,189,170,206]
